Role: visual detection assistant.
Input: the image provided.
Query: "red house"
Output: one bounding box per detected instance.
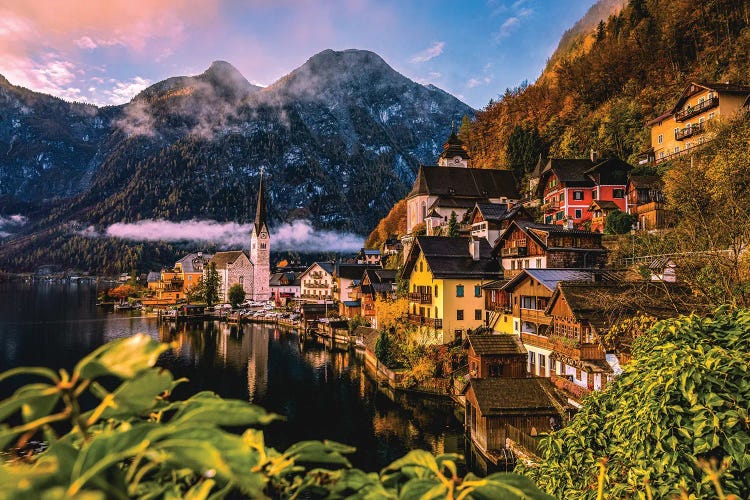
[536,156,632,227]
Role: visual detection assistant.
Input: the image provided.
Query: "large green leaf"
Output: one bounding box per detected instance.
[74,334,167,380]
[468,473,557,499]
[84,369,175,421]
[170,392,278,427]
[0,383,59,422]
[282,440,354,468]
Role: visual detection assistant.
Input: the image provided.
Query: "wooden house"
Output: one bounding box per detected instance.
[494,220,606,276]
[465,334,527,378]
[469,203,532,246]
[481,279,512,334]
[359,268,398,328]
[464,377,563,455]
[627,175,672,231]
[587,199,621,233]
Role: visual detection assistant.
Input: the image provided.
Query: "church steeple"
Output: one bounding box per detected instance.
[254,168,268,236]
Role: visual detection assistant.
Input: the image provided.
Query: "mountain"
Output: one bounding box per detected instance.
[0,49,473,272]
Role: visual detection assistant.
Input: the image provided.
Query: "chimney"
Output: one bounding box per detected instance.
[590,149,598,163]
[469,238,481,261]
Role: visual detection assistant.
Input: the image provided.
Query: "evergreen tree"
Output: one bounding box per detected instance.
[205,262,220,306]
[507,124,547,185]
[596,19,606,41]
[448,211,459,237]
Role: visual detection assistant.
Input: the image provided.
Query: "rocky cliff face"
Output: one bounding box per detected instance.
[0,49,473,270]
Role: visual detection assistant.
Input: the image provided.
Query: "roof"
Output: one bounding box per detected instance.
[147,271,161,283]
[269,271,297,287]
[648,256,676,271]
[481,279,508,290]
[356,326,380,352]
[493,220,605,256]
[501,268,622,293]
[646,110,673,126]
[473,203,509,223]
[657,82,750,121]
[209,251,249,269]
[537,158,595,195]
[403,236,502,280]
[303,261,335,277]
[343,300,361,307]
[253,171,268,236]
[176,252,212,273]
[583,157,633,177]
[336,263,380,280]
[361,249,381,255]
[438,131,471,160]
[589,200,620,211]
[430,197,486,210]
[465,334,527,356]
[408,166,518,200]
[467,378,560,416]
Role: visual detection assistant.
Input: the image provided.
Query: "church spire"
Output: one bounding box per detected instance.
[254,167,267,236]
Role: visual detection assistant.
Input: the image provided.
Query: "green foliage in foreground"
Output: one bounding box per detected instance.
[0,334,551,499]
[520,307,750,499]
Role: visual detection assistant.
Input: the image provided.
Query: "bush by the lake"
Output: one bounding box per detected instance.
[0,334,550,499]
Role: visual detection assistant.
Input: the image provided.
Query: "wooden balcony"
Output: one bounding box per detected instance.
[675,122,705,140]
[407,314,443,329]
[503,269,522,279]
[519,309,551,326]
[541,199,560,213]
[408,292,432,304]
[501,246,527,257]
[520,332,554,350]
[550,374,591,401]
[674,96,718,121]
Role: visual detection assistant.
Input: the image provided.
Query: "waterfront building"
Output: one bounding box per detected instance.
[402,236,502,344]
[249,171,271,302]
[147,252,212,303]
[208,251,254,303]
[644,82,750,164]
[269,271,301,306]
[299,262,335,302]
[358,268,398,328]
[334,263,380,315]
[465,334,527,379]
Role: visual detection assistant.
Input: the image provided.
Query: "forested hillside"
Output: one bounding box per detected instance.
[465,0,750,174]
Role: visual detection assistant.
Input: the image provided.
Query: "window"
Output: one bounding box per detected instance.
[419,261,423,272]
[529,352,536,366]
[434,285,438,297]
[524,259,529,268]
[511,260,516,270]
[575,368,582,381]
[545,215,552,224]
[559,193,564,202]
[456,285,464,297]
[556,211,564,220]
[260,243,266,249]
[573,190,583,200]
[709,112,715,120]
[457,310,464,321]
[657,134,663,144]
[474,285,481,297]
[239,276,244,285]
[435,306,438,317]
[475,309,482,321]
[539,354,546,369]
[675,146,680,153]
[521,296,535,309]
[575,209,582,219]
[613,189,625,198]
[659,152,665,159]
[488,365,503,377]
[536,258,542,268]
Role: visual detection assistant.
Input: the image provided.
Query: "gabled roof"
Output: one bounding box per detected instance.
[628,175,663,189]
[670,81,750,114]
[336,263,380,280]
[588,200,620,211]
[472,203,532,226]
[465,334,527,356]
[408,166,519,200]
[301,261,335,278]
[176,252,212,273]
[403,236,501,280]
[536,158,596,197]
[430,196,488,210]
[147,271,161,283]
[502,269,622,292]
[467,378,560,416]
[269,271,297,287]
[209,251,249,269]
[493,220,604,257]
[583,157,633,177]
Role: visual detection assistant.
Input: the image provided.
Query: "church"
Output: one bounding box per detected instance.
[207,170,271,303]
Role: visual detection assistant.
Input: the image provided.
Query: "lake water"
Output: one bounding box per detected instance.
[0,281,465,472]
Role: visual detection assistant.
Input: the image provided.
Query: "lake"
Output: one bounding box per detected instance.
[0,281,465,472]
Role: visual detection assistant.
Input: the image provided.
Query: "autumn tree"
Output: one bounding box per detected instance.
[374,296,408,332]
[109,284,137,303]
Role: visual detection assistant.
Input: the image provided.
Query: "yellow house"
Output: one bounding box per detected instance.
[402,236,502,344]
[646,82,750,164]
[146,252,212,304]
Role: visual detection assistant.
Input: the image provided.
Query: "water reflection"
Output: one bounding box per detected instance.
[0,282,465,472]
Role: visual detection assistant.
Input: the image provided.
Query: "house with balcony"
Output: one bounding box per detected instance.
[536,156,631,227]
[644,82,750,164]
[627,175,672,230]
[299,262,336,302]
[481,279,513,334]
[493,220,607,276]
[269,271,301,307]
[499,269,620,380]
[359,268,398,328]
[144,252,213,305]
[402,236,502,344]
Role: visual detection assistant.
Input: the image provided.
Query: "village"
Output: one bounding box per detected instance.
[100,81,749,471]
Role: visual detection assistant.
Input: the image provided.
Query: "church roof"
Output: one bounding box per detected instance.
[407,166,518,200]
[209,251,249,269]
[438,131,471,160]
[254,170,268,236]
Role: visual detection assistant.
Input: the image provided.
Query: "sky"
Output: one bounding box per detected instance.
[0,0,599,109]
